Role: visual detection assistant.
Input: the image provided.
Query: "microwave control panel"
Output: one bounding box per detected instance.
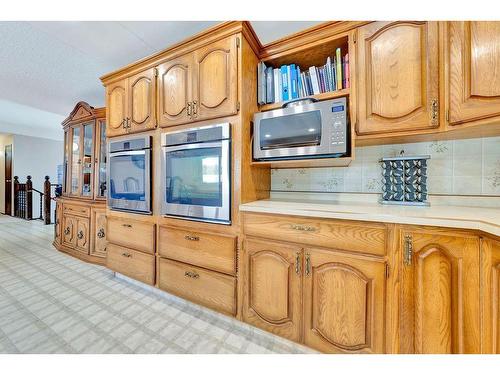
[329,98,347,149]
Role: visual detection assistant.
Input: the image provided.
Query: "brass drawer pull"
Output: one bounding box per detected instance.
[122,252,131,258]
[97,228,105,238]
[184,271,200,279]
[64,227,70,235]
[305,253,311,276]
[184,235,200,241]
[295,252,301,275]
[192,101,198,117]
[187,102,192,117]
[404,234,413,266]
[122,224,132,228]
[77,230,84,240]
[290,224,317,232]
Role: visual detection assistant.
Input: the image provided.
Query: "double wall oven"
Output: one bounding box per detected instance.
[161,123,231,224]
[107,135,152,214]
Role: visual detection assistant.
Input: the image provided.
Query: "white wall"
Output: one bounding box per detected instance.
[12,134,63,221]
[0,133,14,214]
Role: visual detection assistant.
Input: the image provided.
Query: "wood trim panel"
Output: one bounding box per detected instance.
[481,237,500,353]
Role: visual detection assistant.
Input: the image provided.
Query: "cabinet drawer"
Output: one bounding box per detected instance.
[107,244,155,285]
[107,217,155,254]
[63,203,90,217]
[158,258,236,316]
[243,213,387,257]
[158,226,236,275]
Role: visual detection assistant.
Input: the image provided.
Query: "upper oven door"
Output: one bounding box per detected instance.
[253,103,327,160]
[161,140,231,224]
[107,149,151,214]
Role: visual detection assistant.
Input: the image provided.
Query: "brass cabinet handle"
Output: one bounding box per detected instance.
[64,227,70,235]
[290,224,317,232]
[77,230,84,240]
[56,219,59,225]
[121,118,126,129]
[430,99,438,125]
[97,228,105,238]
[184,271,200,279]
[295,252,301,275]
[404,234,413,266]
[187,102,192,117]
[122,252,131,258]
[126,117,131,129]
[192,101,197,117]
[305,253,311,276]
[122,224,132,228]
[184,235,200,241]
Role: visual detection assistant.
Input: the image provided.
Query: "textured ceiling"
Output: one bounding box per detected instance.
[0,21,321,139]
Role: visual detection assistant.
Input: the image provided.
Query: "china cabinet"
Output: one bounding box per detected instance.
[54,102,108,265]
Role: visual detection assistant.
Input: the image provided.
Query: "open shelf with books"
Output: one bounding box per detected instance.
[257,35,350,111]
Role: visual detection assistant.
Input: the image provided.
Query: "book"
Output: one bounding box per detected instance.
[324,62,330,92]
[309,66,320,95]
[336,48,343,90]
[332,57,336,90]
[280,65,289,101]
[296,66,303,98]
[290,64,298,99]
[265,66,274,104]
[286,65,293,100]
[257,61,266,105]
[318,67,325,93]
[273,68,281,103]
[344,53,350,89]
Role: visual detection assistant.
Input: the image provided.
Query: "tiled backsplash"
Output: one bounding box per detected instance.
[271,136,500,196]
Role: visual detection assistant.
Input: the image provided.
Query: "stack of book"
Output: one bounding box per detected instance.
[257,47,350,105]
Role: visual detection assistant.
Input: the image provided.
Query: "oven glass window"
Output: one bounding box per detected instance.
[109,153,146,202]
[165,147,222,207]
[259,110,322,149]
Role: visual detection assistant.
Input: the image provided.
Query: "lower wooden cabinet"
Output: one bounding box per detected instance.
[243,239,303,342]
[90,208,107,258]
[399,229,480,354]
[481,237,500,354]
[75,218,90,254]
[62,215,77,248]
[107,243,155,285]
[242,238,386,353]
[54,201,63,246]
[158,258,236,316]
[303,248,386,353]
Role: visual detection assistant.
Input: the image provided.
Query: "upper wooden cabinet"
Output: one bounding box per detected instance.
[356,21,439,135]
[448,21,500,126]
[193,35,239,122]
[399,229,480,354]
[106,68,156,136]
[303,248,386,354]
[157,53,194,127]
[62,102,106,201]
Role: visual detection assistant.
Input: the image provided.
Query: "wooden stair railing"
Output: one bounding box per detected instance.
[13,175,60,224]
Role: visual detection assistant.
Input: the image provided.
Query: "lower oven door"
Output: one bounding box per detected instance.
[161,140,231,224]
[108,149,151,214]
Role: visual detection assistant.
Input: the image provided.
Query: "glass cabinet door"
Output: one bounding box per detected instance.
[95,120,107,198]
[81,122,94,197]
[63,129,70,195]
[70,126,81,195]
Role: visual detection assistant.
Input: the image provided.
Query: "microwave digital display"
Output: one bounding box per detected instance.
[331,105,344,113]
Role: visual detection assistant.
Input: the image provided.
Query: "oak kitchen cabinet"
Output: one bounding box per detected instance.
[157,34,239,127]
[90,208,107,258]
[447,21,500,126]
[481,237,500,354]
[106,68,156,137]
[399,228,480,354]
[356,21,439,136]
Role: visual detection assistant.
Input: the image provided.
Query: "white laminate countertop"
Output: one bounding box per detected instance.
[239,199,500,238]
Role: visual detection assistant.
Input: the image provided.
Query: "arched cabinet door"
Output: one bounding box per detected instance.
[242,239,303,342]
[448,21,500,126]
[128,68,156,133]
[157,53,193,127]
[400,230,480,354]
[356,21,439,135]
[193,34,238,122]
[106,79,128,137]
[303,248,386,353]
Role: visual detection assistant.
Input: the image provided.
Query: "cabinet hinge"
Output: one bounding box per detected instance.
[385,263,390,279]
[236,37,240,48]
[236,101,240,111]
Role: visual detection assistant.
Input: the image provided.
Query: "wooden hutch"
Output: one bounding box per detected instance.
[53,102,108,264]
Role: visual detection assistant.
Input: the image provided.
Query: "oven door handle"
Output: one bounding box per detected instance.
[109,150,147,157]
[164,141,226,153]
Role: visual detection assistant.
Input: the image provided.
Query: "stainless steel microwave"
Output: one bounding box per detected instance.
[253,97,348,161]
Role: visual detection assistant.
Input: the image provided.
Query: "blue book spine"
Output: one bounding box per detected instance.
[290,64,298,99]
[296,66,302,98]
[280,65,289,101]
